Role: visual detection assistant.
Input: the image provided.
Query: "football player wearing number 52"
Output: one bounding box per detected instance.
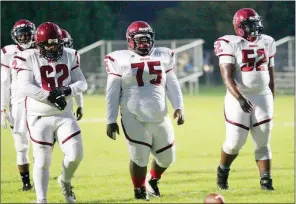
[214,8,276,191]
[15,22,87,203]
[105,21,185,200]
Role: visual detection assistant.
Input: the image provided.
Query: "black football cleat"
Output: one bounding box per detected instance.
[22,183,33,191]
[217,166,230,190]
[145,174,160,197]
[260,177,274,191]
[134,187,149,201]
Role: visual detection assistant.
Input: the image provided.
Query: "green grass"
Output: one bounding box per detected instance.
[1,88,294,203]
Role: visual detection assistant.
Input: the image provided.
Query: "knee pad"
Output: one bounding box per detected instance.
[255,145,272,160]
[223,125,249,155]
[16,150,29,165]
[33,146,52,169]
[154,146,176,168]
[65,142,84,164]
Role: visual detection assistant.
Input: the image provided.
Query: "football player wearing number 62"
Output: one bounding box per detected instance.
[105,21,185,200]
[15,22,87,203]
[214,8,276,191]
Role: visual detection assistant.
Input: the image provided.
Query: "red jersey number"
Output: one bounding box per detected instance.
[40,64,69,91]
[131,61,162,87]
[241,49,267,72]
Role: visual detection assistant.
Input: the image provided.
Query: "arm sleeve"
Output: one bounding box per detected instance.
[69,52,88,96]
[18,66,50,102]
[268,39,276,67]
[214,39,235,64]
[74,93,83,108]
[106,74,121,124]
[166,70,184,111]
[1,65,11,110]
[166,49,175,72]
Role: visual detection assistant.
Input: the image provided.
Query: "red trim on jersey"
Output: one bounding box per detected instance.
[16,68,26,73]
[17,45,24,51]
[156,141,175,154]
[71,65,79,71]
[121,119,152,148]
[253,118,273,127]
[224,111,249,131]
[218,54,234,57]
[61,130,81,144]
[1,63,10,69]
[109,73,122,77]
[269,55,274,59]
[105,55,115,62]
[14,56,26,61]
[166,68,173,73]
[75,50,78,56]
[2,47,7,54]
[217,38,230,43]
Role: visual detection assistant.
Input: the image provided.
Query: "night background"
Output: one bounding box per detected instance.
[1,1,295,49]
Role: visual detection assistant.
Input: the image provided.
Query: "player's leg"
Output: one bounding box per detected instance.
[55,112,83,203]
[11,103,32,191]
[250,93,274,190]
[27,115,55,203]
[218,93,250,189]
[121,115,151,200]
[148,116,175,197]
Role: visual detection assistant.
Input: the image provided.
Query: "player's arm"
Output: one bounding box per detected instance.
[1,63,11,112]
[14,56,50,102]
[166,50,185,125]
[268,39,276,98]
[105,55,121,139]
[215,39,253,113]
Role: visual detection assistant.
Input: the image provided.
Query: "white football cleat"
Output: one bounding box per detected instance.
[145,173,161,197]
[36,199,47,203]
[57,176,76,203]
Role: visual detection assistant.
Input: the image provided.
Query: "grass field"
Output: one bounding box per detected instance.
[1,87,294,203]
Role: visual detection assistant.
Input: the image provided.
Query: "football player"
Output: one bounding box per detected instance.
[214,8,276,191]
[105,21,185,200]
[1,19,36,191]
[15,22,88,203]
[61,29,83,121]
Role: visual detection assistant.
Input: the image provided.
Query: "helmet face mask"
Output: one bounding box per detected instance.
[35,22,63,61]
[126,21,155,56]
[239,16,263,37]
[233,8,263,40]
[11,20,36,49]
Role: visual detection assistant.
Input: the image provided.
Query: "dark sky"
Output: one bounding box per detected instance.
[114,1,178,39]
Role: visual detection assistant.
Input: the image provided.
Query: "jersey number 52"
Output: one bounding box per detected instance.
[131,61,162,87]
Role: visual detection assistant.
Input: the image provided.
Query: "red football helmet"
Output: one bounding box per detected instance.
[61,29,73,48]
[11,19,36,49]
[35,22,63,61]
[126,21,155,56]
[233,8,263,39]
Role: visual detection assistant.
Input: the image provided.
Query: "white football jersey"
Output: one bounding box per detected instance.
[15,47,87,116]
[105,47,183,123]
[214,34,276,94]
[1,45,25,109]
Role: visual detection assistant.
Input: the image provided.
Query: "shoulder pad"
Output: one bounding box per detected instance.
[260,34,275,42]
[217,35,242,43]
[153,47,174,57]
[105,50,132,61]
[1,45,18,55]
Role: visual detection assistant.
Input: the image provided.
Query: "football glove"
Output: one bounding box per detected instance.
[48,86,72,103]
[106,123,119,140]
[48,95,67,110]
[173,109,185,125]
[76,107,83,121]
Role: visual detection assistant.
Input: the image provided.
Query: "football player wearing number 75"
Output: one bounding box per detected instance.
[214,8,276,191]
[15,22,87,203]
[105,21,185,200]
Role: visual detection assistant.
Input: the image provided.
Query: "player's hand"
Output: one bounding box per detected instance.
[106,123,119,140]
[238,97,253,113]
[173,109,185,125]
[76,107,83,121]
[48,95,67,110]
[48,86,71,103]
[1,110,10,129]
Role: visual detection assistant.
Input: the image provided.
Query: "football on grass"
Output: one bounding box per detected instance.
[204,193,225,203]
